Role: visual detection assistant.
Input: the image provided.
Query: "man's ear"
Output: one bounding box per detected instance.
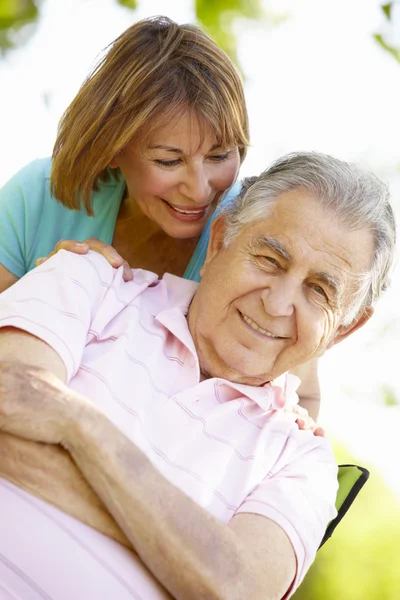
[199,214,227,278]
[326,306,374,350]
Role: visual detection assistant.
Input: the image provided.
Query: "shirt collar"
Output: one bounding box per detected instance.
[151,274,301,412]
[215,373,301,412]
[153,273,199,360]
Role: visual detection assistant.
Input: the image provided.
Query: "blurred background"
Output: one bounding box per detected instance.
[0,0,399,597]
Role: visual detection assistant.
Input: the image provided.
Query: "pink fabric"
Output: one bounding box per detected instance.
[0,251,338,599]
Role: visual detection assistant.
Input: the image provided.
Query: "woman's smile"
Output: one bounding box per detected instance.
[161,198,210,221]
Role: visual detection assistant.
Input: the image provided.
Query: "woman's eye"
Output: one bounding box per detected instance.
[154,159,181,167]
[208,152,230,162]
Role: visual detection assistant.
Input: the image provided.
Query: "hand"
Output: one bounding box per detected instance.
[0,362,85,445]
[286,404,326,437]
[35,238,133,281]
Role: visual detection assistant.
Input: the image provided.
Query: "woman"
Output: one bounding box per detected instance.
[0,16,320,416]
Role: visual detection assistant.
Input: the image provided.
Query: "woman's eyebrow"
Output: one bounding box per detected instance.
[150,145,183,153]
[149,143,222,153]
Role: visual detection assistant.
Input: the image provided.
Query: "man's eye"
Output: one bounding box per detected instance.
[312,284,328,299]
[154,159,181,167]
[258,256,281,268]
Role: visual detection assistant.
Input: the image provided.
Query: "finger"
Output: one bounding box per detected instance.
[292,405,308,417]
[122,261,133,281]
[35,257,47,266]
[83,239,124,267]
[54,239,89,255]
[313,426,326,437]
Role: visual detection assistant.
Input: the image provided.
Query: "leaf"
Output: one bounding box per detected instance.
[0,0,38,31]
[381,3,392,20]
[117,0,138,9]
[373,32,400,64]
[381,384,399,406]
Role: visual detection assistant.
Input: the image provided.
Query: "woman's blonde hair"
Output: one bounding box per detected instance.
[51,16,249,215]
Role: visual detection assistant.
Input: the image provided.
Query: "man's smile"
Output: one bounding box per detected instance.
[239,311,290,340]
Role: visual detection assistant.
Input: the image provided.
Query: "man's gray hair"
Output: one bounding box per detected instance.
[222,152,396,323]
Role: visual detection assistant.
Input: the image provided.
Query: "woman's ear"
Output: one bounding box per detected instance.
[199,214,227,278]
[108,157,119,168]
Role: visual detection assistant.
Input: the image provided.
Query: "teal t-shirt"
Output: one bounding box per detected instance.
[183,181,241,281]
[0,158,241,282]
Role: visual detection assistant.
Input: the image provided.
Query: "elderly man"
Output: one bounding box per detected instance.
[0,152,395,600]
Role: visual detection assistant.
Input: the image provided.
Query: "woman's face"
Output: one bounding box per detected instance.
[111,113,241,239]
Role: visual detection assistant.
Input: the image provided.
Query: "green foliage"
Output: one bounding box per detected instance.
[374,2,400,64]
[374,32,400,65]
[117,0,138,9]
[381,3,393,20]
[293,444,400,600]
[0,0,39,53]
[195,0,286,71]
[0,0,138,55]
[381,385,399,406]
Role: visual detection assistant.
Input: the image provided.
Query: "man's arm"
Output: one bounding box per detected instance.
[0,329,131,547]
[0,327,66,381]
[65,405,297,600]
[0,328,297,599]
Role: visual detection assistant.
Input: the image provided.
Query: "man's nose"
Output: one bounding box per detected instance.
[179,166,212,205]
[260,278,296,318]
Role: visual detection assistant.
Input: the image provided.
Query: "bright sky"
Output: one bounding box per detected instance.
[0,0,399,495]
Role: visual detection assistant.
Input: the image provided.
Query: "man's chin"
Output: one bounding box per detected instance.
[204,362,273,387]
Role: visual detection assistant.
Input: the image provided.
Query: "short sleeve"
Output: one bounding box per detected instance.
[0,167,31,277]
[0,250,158,380]
[235,433,338,598]
[0,158,54,278]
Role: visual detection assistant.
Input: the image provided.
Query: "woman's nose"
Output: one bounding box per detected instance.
[179,167,212,205]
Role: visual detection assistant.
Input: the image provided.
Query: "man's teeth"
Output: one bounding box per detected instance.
[243,314,279,338]
[167,202,205,215]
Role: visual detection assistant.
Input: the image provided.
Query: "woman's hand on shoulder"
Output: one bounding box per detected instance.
[286,403,326,438]
[35,238,133,281]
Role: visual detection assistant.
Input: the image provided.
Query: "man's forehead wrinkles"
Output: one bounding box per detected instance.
[307,235,354,270]
[254,236,291,261]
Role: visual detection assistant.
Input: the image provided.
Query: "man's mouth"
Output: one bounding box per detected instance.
[240,312,289,339]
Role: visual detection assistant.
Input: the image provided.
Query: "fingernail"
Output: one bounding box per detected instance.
[75,242,88,248]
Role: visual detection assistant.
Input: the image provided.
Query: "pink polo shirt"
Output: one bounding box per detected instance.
[0,251,338,599]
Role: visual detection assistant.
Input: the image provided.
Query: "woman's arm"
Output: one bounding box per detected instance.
[0,263,18,293]
[291,358,321,421]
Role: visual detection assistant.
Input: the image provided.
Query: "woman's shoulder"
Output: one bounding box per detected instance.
[0,157,52,206]
[5,156,52,186]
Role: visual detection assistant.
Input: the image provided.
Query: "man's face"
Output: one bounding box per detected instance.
[188,188,374,386]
